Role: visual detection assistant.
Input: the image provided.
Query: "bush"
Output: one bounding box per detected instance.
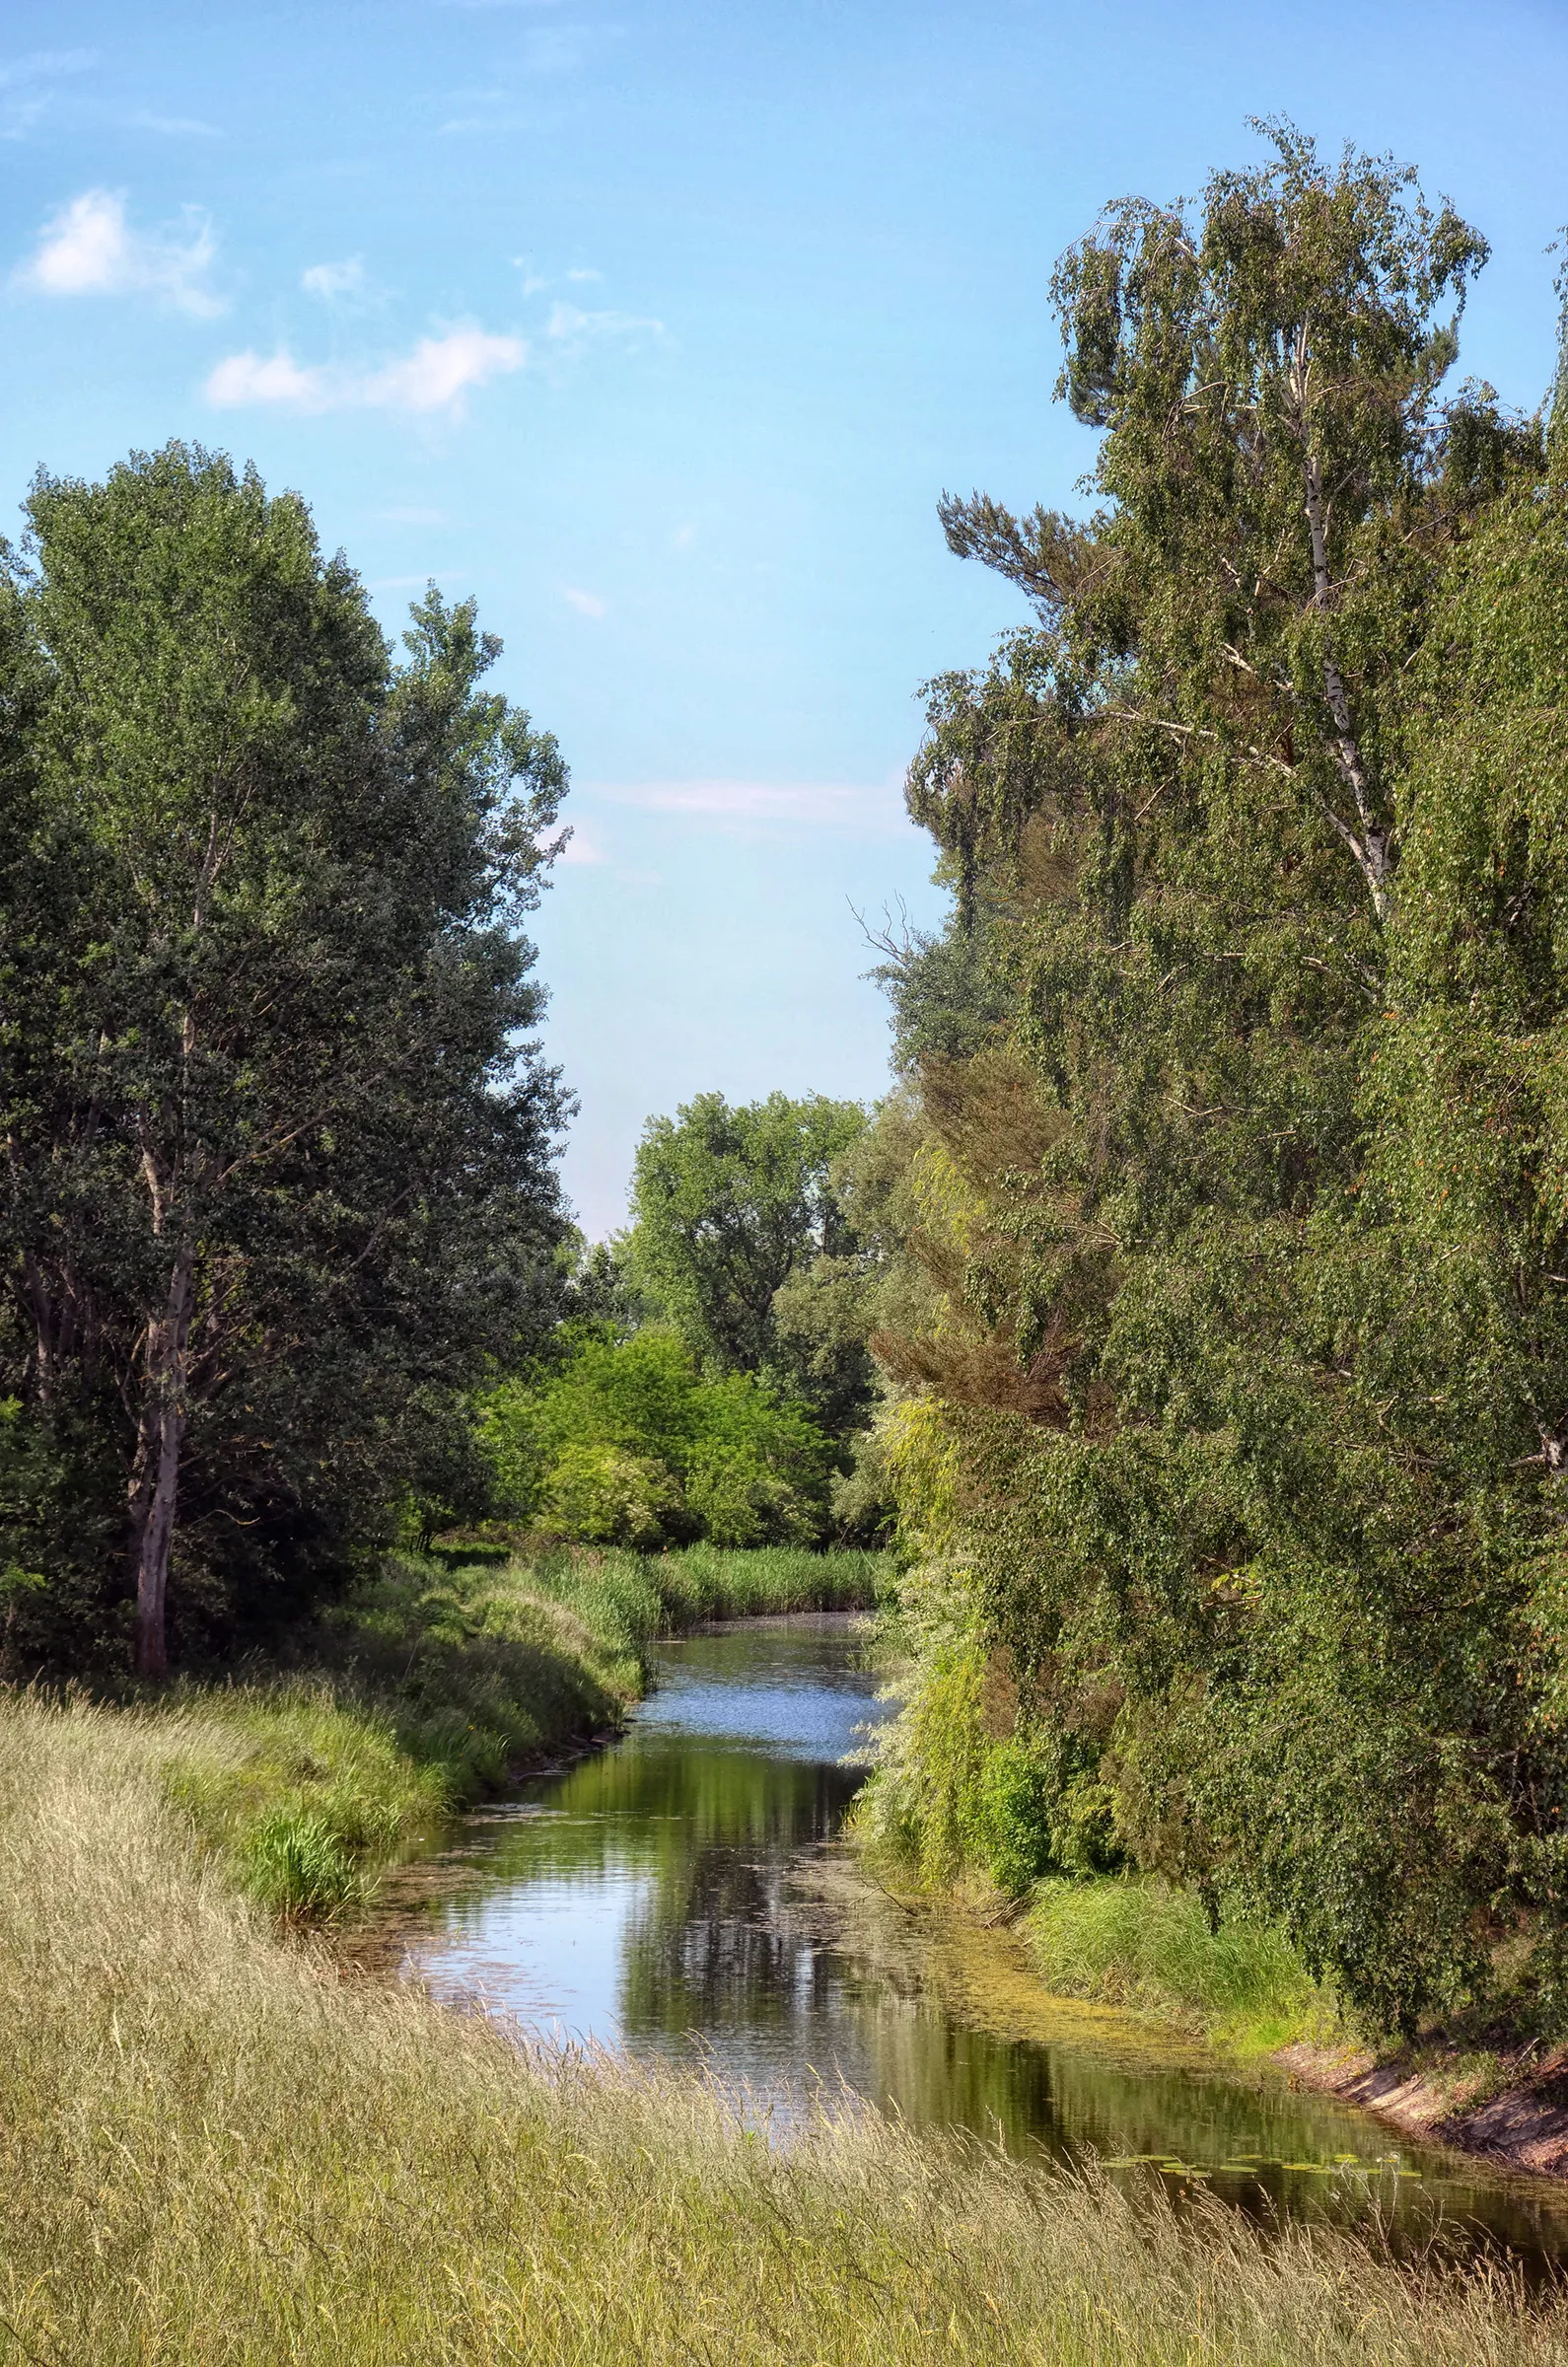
[972,1740,1120,1895]
[543,1444,685,1547]
[478,1327,833,1548]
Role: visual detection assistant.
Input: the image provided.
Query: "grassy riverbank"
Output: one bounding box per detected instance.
[1,1689,1558,2366]
[145,1543,891,1918]
[1022,1876,1342,2058]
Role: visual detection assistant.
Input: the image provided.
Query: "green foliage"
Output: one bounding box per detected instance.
[313,1550,634,1779]
[479,1326,834,1547]
[543,1444,680,1547]
[625,1090,876,1432]
[976,1739,1119,1893]
[860,127,1568,2043]
[0,1396,121,1672]
[0,443,570,1673]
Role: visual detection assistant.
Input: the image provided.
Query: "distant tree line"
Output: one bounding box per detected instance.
[852,121,1568,2041]
[477,1090,893,1548]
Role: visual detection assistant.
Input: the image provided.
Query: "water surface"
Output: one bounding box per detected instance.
[392,1614,1568,2269]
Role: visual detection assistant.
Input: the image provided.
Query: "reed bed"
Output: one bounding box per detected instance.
[0,1691,1560,2364]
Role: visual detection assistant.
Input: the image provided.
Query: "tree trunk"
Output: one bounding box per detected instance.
[1300,444,1390,921]
[129,1241,196,1679]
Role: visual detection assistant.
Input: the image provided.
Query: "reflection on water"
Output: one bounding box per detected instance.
[395,1614,1568,2268]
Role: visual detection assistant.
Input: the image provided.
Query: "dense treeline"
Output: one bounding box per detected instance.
[0,445,571,1675]
[856,124,1568,2039]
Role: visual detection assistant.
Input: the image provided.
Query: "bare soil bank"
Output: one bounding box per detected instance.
[1280,2043,1568,2179]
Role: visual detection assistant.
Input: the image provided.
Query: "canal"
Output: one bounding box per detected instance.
[383,1613,1568,2270]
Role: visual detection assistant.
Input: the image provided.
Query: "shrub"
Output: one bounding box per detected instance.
[479,1327,833,1548]
[543,1444,685,1547]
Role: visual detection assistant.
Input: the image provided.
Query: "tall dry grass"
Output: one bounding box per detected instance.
[0,1692,1561,2363]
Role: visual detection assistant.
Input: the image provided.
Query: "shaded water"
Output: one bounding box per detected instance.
[392,1614,1568,2268]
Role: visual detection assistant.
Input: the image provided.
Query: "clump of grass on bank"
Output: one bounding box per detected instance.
[1026,1875,1342,2054]
[156,1686,449,1920]
[0,1691,1555,2366]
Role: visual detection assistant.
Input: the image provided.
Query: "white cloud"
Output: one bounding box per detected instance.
[302,255,365,299]
[204,326,526,417]
[565,266,603,283]
[0,49,96,140]
[0,47,97,88]
[562,587,607,619]
[373,328,523,411]
[672,524,696,549]
[205,349,322,407]
[16,187,221,316]
[556,824,606,865]
[125,111,219,138]
[602,780,902,831]
[545,300,663,353]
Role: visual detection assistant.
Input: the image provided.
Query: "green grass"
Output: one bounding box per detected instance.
[0,1689,1555,2365]
[504,1538,892,1658]
[1025,1875,1342,2054]
[156,1686,451,1920]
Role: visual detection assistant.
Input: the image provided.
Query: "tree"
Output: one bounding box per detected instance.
[624,1091,873,1428]
[1,444,570,1674]
[859,126,1568,2035]
[478,1327,831,1548]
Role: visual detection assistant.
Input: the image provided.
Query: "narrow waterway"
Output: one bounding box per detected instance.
[387,1614,1568,2270]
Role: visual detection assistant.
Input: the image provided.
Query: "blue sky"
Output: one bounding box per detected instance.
[3,0,1565,1234]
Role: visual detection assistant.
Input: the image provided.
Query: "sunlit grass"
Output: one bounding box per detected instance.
[1026,1874,1342,2053]
[513,1538,892,1660]
[0,1691,1557,2364]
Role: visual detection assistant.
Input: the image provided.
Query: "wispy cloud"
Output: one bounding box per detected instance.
[15,187,221,316]
[565,266,603,283]
[0,49,96,140]
[205,326,525,416]
[600,781,904,832]
[544,300,664,360]
[556,823,606,865]
[302,255,366,299]
[125,110,219,138]
[0,47,96,87]
[562,587,607,618]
